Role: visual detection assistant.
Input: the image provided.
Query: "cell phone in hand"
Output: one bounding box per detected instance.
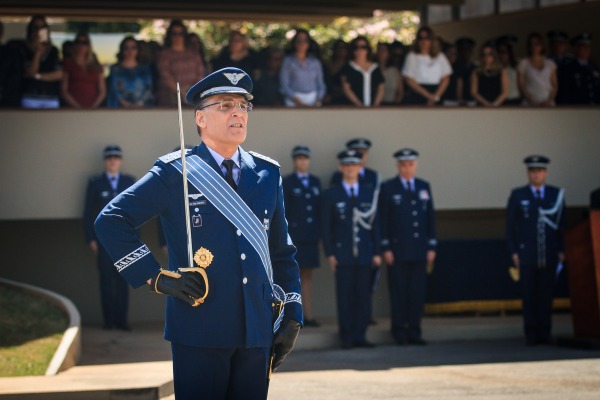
[38,28,49,43]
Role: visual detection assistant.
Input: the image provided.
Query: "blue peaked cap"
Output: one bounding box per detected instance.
[186,67,253,105]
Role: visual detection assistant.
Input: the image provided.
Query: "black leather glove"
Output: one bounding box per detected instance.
[150,269,206,306]
[271,318,301,371]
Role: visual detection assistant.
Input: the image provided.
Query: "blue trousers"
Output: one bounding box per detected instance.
[171,343,270,400]
[387,261,427,342]
[335,264,372,345]
[97,245,129,328]
[520,264,556,342]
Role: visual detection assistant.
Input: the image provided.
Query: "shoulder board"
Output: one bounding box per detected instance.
[249,151,280,168]
[159,150,184,164]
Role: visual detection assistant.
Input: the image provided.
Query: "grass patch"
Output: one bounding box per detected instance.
[0,283,69,377]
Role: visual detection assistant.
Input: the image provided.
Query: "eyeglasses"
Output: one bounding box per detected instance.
[171,31,185,36]
[296,38,310,43]
[354,45,368,50]
[199,99,253,113]
[123,45,138,50]
[418,36,431,41]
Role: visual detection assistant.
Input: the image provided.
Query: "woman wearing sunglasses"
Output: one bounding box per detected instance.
[470,43,509,107]
[339,36,385,107]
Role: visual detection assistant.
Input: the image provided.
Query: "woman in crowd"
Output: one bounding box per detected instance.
[212,30,258,75]
[21,15,62,108]
[106,36,154,108]
[187,32,212,74]
[517,33,557,106]
[156,20,205,107]
[496,36,521,105]
[339,36,385,107]
[61,32,105,108]
[324,39,349,105]
[402,26,452,106]
[470,44,509,107]
[376,42,403,105]
[279,29,327,107]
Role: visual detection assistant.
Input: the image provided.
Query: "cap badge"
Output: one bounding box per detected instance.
[223,72,245,85]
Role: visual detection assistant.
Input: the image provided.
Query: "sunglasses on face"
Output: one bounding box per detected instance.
[123,45,138,50]
[418,35,431,41]
[76,40,90,45]
[354,44,368,50]
[482,51,494,56]
[171,31,185,36]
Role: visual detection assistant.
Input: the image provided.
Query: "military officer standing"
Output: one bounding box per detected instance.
[283,145,322,327]
[95,68,302,400]
[322,149,381,349]
[379,148,436,345]
[506,155,566,346]
[560,33,599,105]
[330,138,378,189]
[83,145,135,330]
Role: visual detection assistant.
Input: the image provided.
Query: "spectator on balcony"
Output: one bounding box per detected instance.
[376,42,403,105]
[188,32,212,74]
[496,35,521,105]
[0,20,24,107]
[454,37,477,105]
[470,44,509,107]
[324,39,349,105]
[441,42,460,105]
[279,29,326,107]
[390,41,407,70]
[560,33,599,105]
[61,32,105,108]
[212,30,257,76]
[339,36,385,107]
[402,26,451,106]
[107,36,154,108]
[546,30,571,105]
[156,20,205,107]
[252,46,284,106]
[518,33,557,107]
[21,15,62,109]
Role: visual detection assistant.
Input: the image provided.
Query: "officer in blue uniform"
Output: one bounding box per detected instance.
[506,155,566,346]
[378,148,436,345]
[83,145,135,330]
[330,138,379,189]
[546,30,572,105]
[283,145,322,327]
[560,33,599,105]
[322,149,381,349]
[95,68,302,400]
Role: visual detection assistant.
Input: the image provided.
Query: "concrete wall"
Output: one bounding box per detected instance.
[431,2,600,66]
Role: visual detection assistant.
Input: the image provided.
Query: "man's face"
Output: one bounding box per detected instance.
[104,156,122,174]
[397,160,417,179]
[356,148,369,165]
[528,168,548,187]
[195,94,249,149]
[293,155,310,173]
[341,163,361,181]
[575,44,591,61]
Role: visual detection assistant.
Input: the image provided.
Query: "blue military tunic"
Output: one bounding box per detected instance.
[379,177,437,261]
[282,173,321,267]
[330,167,378,190]
[95,142,302,349]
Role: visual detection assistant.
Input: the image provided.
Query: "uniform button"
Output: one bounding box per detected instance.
[307,217,313,223]
[306,205,312,211]
[354,227,360,232]
[355,237,361,242]
[243,277,248,284]
[412,211,418,216]
[264,210,268,215]
[241,253,246,260]
[236,229,242,236]
[413,222,419,227]
[414,233,419,238]
[411,200,416,205]
[194,208,199,212]
[305,194,311,199]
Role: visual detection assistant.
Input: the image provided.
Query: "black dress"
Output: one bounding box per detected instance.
[476,69,502,103]
[339,61,385,106]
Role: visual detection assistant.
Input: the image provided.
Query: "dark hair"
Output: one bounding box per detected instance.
[0,21,4,38]
[287,28,319,57]
[164,20,188,49]
[376,42,395,68]
[496,42,517,68]
[26,14,49,42]
[350,36,373,61]
[526,33,546,56]
[116,36,139,62]
[412,26,440,57]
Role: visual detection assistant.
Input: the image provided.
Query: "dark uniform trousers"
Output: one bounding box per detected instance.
[282,173,322,268]
[506,185,566,343]
[95,143,302,399]
[322,183,380,345]
[379,177,436,342]
[83,172,135,328]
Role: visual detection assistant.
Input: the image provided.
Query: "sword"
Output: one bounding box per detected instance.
[177,82,194,270]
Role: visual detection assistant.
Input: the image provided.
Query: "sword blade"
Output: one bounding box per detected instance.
[177,82,194,269]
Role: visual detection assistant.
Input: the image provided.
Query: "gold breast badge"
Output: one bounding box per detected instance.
[194,247,214,268]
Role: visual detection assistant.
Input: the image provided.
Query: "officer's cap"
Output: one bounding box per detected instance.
[546,30,568,43]
[394,148,419,161]
[346,138,372,150]
[103,145,123,158]
[186,67,253,105]
[337,149,363,165]
[524,155,550,169]
[455,37,476,49]
[291,145,311,158]
[571,33,592,47]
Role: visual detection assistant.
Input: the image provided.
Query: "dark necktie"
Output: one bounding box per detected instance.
[535,189,542,200]
[222,159,237,190]
[350,186,357,206]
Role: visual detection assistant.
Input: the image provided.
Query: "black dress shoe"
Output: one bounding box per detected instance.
[526,338,538,346]
[116,324,132,332]
[407,338,427,345]
[303,319,321,328]
[102,324,114,330]
[354,340,376,348]
[369,319,378,326]
[341,342,354,350]
[395,338,407,346]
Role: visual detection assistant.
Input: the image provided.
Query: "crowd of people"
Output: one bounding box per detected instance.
[1,16,598,109]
